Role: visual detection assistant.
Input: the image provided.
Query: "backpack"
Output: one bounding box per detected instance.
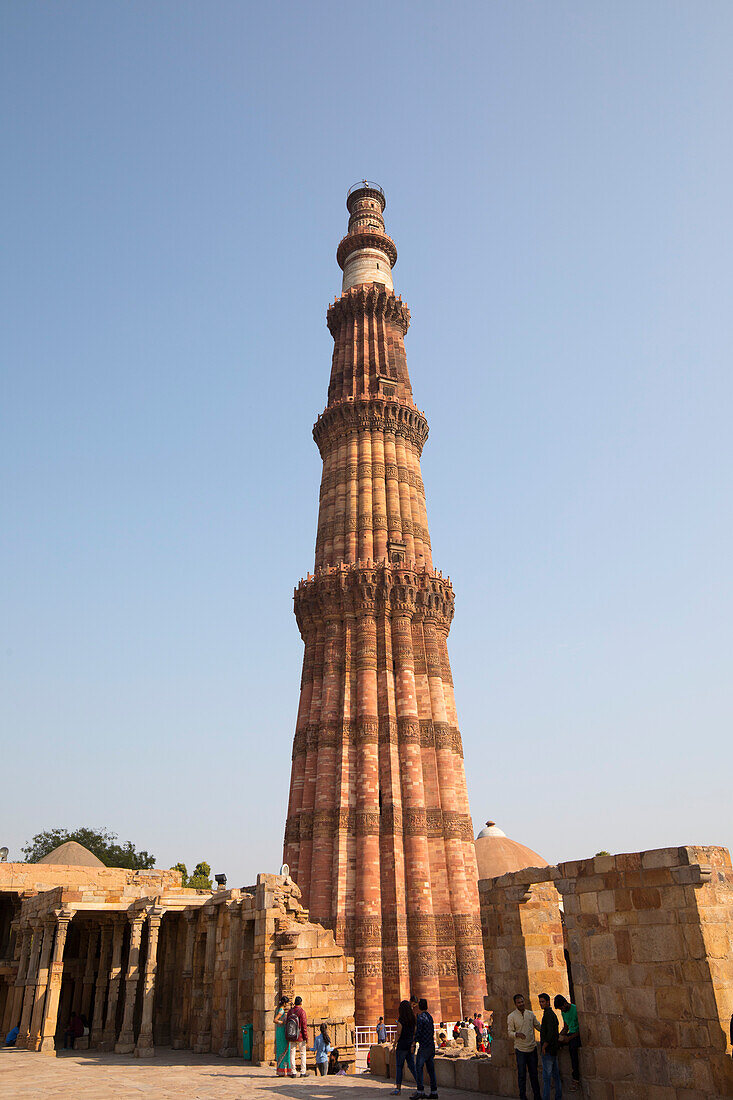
[285,1010,300,1041]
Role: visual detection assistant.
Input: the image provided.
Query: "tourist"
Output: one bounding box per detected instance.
[274,995,291,1076]
[452,1021,460,1040]
[286,995,308,1077]
[313,1022,332,1075]
[391,999,417,1095]
[554,995,580,1090]
[63,1011,84,1050]
[377,1015,387,1043]
[507,993,541,1100]
[328,1047,346,1074]
[4,1024,19,1046]
[409,997,438,1100]
[474,1013,485,1052]
[538,994,562,1100]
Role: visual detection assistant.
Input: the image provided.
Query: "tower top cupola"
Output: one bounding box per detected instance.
[337,180,398,293]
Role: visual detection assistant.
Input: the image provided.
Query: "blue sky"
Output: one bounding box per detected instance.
[2,2,731,884]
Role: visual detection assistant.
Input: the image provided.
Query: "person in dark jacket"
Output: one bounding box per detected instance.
[538,994,561,1100]
[391,1000,417,1095]
[409,998,438,1100]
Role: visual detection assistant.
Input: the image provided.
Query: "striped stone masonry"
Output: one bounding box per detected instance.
[283,183,486,1021]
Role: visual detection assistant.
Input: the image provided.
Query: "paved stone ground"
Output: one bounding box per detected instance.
[0,1048,504,1100]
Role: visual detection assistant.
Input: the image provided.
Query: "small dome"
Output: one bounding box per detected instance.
[474,820,548,880]
[36,841,106,867]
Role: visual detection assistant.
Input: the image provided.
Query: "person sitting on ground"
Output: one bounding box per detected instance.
[554,994,580,1091]
[391,999,417,1095]
[328,1047,345,1074]
[313,1022,332,1076]
[452,1021,460,1040]
[4,1024,19,1047]
[437,1023,447,1048]
[409,997,438,1100]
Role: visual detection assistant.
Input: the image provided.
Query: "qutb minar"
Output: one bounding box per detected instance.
[283,182,487,1021]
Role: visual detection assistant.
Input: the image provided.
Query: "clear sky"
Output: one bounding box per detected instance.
[2,2,732,885]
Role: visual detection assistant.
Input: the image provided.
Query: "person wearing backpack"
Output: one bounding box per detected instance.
[286,996,308,1077]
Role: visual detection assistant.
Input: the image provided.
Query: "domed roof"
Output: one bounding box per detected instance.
[474,820,548,880]
[36,841,105,867]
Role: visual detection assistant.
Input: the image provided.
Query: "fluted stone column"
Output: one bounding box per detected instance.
[38,910,72,1053]
[284,183,487,1018]
[90,921,112,1046]
[80,923,99,1022]
[28,918,55,1049]
[5,925,30,1034]
[17,922,44,1047]
[192,908,217,1053]
[135,910,162,1057]
[99,915,125,1051]
[115,913,145,1053]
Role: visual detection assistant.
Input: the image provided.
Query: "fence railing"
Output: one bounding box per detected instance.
[355,1024,397,1051]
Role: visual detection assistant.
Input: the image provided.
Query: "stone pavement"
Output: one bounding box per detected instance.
[0,1048,506,1100]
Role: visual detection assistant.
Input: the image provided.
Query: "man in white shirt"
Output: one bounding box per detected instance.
[507,993,541,1100]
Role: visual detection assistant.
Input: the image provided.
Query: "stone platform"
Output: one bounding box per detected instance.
[0,1048,506,1100]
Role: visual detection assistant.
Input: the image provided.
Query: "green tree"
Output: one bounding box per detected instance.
[595,850,611,857]
[22,827,156,869]
[172,860,213,889]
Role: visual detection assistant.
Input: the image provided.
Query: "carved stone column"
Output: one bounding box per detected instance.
[134,909,162,1057]
[5,924,30,1035]
[219,902,242,1056]
[38,910,72,1053]
[114,913,145,1054]
[80,923,99,1021]
[71,927,88,1013]
[28,918,56,1049]
[171,909,197,1049]
[192,908,217,1053]
[90,921,112,1046]
[17,922,44,1047]
[99,915,125,1051]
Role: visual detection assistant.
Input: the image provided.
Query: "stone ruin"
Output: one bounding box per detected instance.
[0,858,355,1067]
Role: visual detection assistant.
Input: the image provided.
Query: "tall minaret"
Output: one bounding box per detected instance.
[284,182,486,1021]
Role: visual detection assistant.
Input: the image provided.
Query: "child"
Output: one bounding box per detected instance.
[313,1022,332,1076]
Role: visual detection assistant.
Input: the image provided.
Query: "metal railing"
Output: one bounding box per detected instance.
[355,1024,397,1051]
[347,180,385,198]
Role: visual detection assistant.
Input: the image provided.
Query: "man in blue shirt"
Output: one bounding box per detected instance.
[409,998,438,1099]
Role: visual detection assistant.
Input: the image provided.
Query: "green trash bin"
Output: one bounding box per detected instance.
[241,1024,253,1061]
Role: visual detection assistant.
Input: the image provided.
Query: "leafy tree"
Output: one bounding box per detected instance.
[172,860,213,890]
[595,850,611,857]
[22,827,156,869]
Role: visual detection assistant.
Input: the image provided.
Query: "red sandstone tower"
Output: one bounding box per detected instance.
[284,183,486,1022]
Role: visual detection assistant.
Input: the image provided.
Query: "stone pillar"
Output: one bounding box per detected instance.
[252,878,278,1066]
[80,923,99,1022]
[308,616,342,927]
[5,925,30,1034]
[38,910,72,1054]
[171,909,197,1048]
[99,915,125,1051]
[28,918,56,1050]
[90,921,112,1046]
[114,913,145,1053]
[192,908,217,1053]
[220,902,242,1056]
[354,610,384,1019]
[17,922,44,1048]
[135,909,162,1057]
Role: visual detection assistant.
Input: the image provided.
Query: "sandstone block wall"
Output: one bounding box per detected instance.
[479,845,733,1100]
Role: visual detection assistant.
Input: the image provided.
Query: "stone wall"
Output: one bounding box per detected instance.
[479,871,568,1097]
[478,845,733,1100]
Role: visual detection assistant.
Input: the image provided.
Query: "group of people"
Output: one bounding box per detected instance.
[448,1013,491,1052]
[273,995,346,1078]
[508,992,580,1099]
